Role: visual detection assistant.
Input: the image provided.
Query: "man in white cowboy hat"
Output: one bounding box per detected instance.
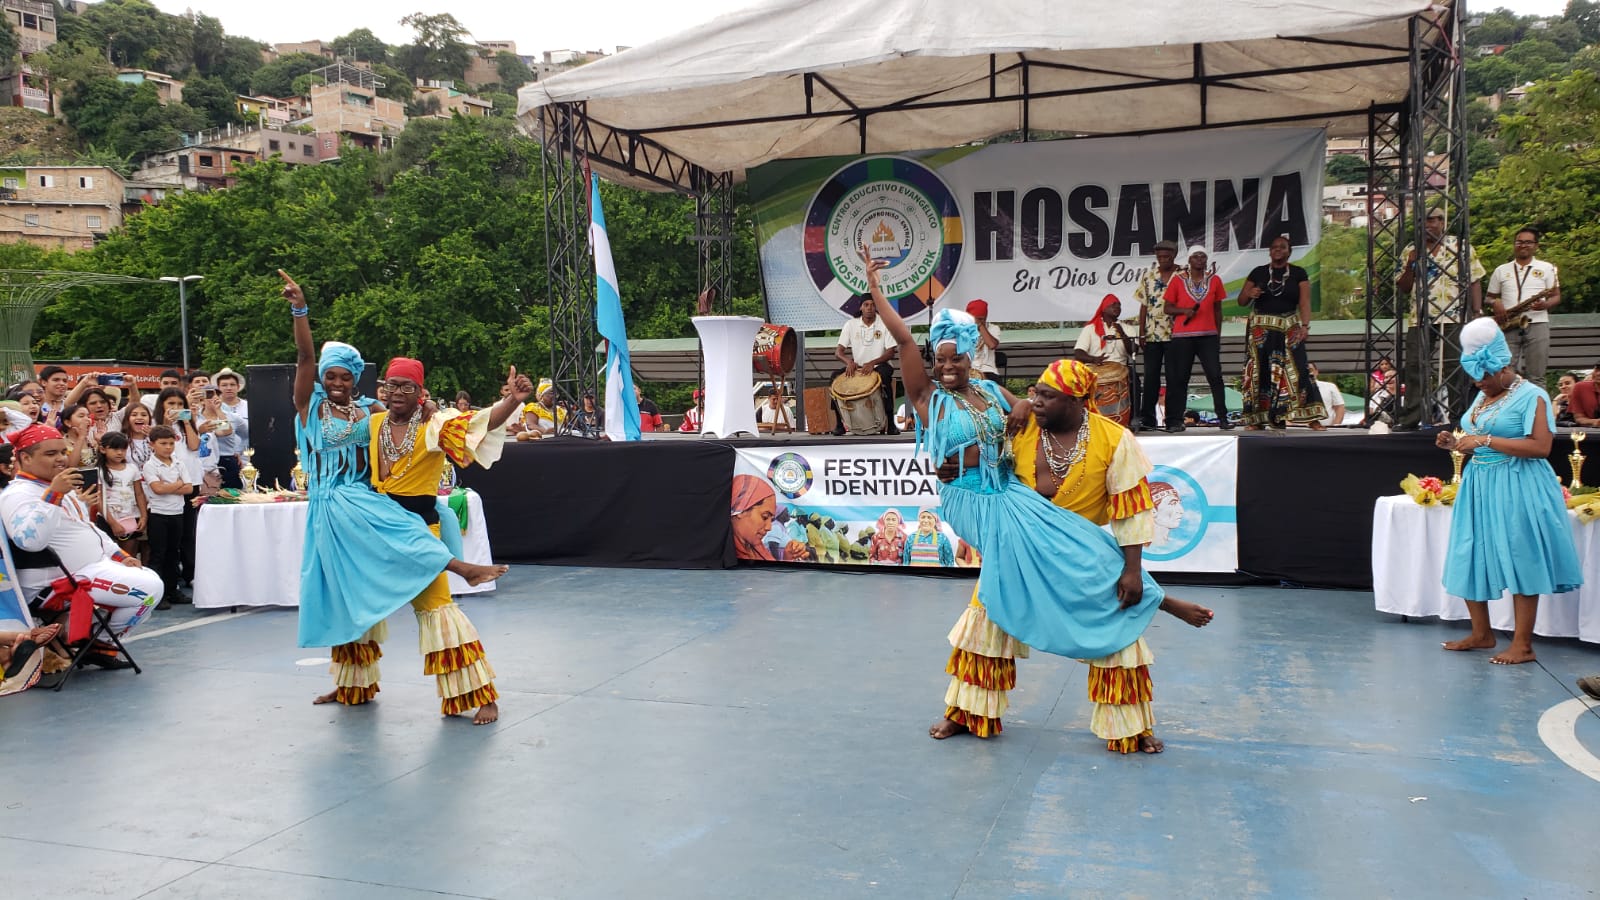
[213,367,249,488]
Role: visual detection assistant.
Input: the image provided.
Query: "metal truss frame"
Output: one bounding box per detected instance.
[1364,4,1470,428]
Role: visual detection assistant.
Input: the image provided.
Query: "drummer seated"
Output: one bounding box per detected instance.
[756,390,795,434]
[831,296,897,436]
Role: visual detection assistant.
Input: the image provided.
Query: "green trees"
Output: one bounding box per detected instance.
[494,52,534,90]
[395,13,473,83]
[59,78,204,159]
[248,52,327,98]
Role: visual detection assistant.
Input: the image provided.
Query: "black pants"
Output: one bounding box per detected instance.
[147,512,185,599]
[1165,335,1228,426]
[180,495,198,585]
[1140,340,1167,428]
[1397,322,1463,428]
[219,454,243,490]
[829,362,897,435]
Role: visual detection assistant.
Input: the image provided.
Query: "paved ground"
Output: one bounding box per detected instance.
[2,566,1597,899]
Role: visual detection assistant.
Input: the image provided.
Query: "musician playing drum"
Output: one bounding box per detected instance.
[831,296,897,435]
[1072,294,1137,427]
[1486,227,1560,383]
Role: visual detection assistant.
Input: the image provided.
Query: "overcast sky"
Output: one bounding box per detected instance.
[150,1,1573,56]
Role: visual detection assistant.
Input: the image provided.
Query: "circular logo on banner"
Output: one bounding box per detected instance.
[767,452,814,500]
[1144,465,1211,562]
[804,156,963,319]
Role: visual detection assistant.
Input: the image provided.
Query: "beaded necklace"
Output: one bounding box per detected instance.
[318,399,360,445]
[1468,376,1523,431]
[379,412,420,463]
[1040,418,1090,478]
[942,385,1005,447]
[1264,265,1289,298]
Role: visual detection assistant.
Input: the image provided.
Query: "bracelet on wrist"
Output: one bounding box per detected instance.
[290,304,310,318]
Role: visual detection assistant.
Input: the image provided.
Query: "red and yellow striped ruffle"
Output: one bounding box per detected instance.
[1107,480,1154,521]
[1086,663,1153,705]
[1107,729,1153,754]
[330,640,383,667]
[424,641,486,676]
[439,415,471,467]
[946,647,1016,692]
[442,683,499,716]
[943,705,1002,739]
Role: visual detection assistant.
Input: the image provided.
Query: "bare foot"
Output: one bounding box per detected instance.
[1139,734,1165,753]
[929,717,968,740]
[472,702,499,725]
[1308,422,1327,432]
[1161,598,1214,628]
[312,690,340,705]
[1490,647,1536,665]
[27,624,60,645]
[449,560,507,586]
[1442,635,1496,652]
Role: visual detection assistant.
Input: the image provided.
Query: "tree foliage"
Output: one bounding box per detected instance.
[248,52,327,98]
[395,12,473,82]
[0,11,19,74]
[331,28,389,64]
[494,52,534,90]
[60,78,205,159]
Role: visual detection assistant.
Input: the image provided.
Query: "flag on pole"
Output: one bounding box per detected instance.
[591,174,642,441]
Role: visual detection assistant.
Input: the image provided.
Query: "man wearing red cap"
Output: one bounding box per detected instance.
[333,356,531,725]
[0,425,161,664]
[965,300,1002,380]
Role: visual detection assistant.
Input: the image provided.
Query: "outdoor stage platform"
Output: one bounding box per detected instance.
[460,429,1593,590]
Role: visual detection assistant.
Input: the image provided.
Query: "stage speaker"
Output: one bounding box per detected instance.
[246,362,378,489]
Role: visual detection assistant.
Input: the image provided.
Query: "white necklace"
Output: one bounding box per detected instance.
[379,413,420,462]
[1040,418,1090,478]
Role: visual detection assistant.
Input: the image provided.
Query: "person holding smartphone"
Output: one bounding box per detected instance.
[152,388,202,589]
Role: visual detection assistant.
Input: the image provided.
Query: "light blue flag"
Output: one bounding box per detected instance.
[591,174,642,441]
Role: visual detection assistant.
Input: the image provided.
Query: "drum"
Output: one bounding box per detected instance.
[752,324,797,376]
[831,370,888,435]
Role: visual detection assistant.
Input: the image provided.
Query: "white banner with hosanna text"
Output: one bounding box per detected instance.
[730,435,1237,573]
[748,128,1325,331]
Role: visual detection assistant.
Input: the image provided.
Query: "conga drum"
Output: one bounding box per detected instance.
[1089,362,1132,426]
[831,370,888,435]
[752,324,797,376]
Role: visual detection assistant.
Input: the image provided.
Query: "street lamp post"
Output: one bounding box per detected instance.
[159,275,204,371]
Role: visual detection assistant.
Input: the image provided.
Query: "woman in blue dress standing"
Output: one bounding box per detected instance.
[1436,317,1582,665]
[280,272,504,702]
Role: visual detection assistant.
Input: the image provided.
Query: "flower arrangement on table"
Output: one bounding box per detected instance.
[201,488,308,505]
[1399,474,1457,507]
[1568,486,1600,524]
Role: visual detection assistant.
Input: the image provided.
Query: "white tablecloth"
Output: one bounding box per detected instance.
[1372,494,1600,643]
[193,490,496,609]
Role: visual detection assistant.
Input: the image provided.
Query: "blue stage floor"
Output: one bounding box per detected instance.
[2,567,1597,899]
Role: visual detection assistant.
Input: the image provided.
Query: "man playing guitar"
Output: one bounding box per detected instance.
[1486,227,1561,382]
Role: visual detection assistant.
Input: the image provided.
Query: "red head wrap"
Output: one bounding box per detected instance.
[730,474,775,516]
[385,357,425,388]
[1091,294,1120,338]
[965,299,989,318]
[8,423,62,452]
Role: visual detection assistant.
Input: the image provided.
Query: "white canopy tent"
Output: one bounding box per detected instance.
[518,0,1446,190]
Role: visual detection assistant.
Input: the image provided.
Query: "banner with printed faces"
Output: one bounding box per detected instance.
[748,128,1325,332]
[729,436,1238,573]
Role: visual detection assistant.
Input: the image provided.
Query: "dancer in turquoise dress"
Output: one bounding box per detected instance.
[849,247,1166,741]
[281,271,504,658]
[1436,316,1582,665]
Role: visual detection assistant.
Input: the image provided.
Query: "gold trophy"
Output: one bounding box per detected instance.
[1571,431,1588,490]
[291,448,308,492]
[240,448,259,493]
[1450,430,1467,485]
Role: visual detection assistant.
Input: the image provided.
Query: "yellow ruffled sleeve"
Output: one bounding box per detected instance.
[1106,429,1154,546]
[423,407,508,470]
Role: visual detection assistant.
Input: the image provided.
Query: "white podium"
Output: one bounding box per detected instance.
[691,315,764,438]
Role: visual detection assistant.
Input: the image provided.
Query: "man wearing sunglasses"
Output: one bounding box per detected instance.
[363,356,532,725]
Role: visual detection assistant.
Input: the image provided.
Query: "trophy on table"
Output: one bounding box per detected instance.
[291,448,308,492]
[1450,430,1467,484]
[1571,431,1589,490]
[239,448,259,493]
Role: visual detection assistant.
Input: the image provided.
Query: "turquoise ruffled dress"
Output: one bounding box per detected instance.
[1443,380,1583,601]
[295,392,455,648]
[920,379,1164,658]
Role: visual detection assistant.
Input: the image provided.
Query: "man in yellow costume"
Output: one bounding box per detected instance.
[935,359,1213,752]
[326,356,530,725]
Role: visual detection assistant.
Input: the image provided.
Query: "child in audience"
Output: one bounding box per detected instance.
[142,425,191,609]
[120,402,153,468]
[99,431,147,561]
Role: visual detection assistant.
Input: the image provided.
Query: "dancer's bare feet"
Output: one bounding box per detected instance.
[312,689,341,705]
[472,701,499,725]
[1130,734,1164,753]
[1442,634,1496,652]
[447,560,507,586]
[1161,598,1214,628]
[1490,645,1536,665]
[929,717,968,740]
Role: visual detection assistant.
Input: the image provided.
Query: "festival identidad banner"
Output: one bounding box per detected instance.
[748,128,1326,331]
[730,436,1238,573]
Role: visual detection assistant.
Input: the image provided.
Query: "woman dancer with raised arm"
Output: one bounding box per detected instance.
[859,247,1200,753]
[281,271,507,718]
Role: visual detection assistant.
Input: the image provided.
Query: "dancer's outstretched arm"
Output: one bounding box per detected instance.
[855,244,932,417]
[282,270,316,422]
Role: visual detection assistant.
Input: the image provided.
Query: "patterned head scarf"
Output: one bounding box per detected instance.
[536,378,554,399]
[1091,294,1119,338]
[1038,359,1099,413]
[930,309,979,358]
[1460,317,1513,381]
[318,342,364,382]
[8,423,61,451]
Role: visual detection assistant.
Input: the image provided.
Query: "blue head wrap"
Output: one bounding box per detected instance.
[317,341,364,382]
[1459,317,1512,381]
[930,309,979,358]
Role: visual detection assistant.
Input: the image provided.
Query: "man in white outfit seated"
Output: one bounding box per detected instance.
[0,425,161,668]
